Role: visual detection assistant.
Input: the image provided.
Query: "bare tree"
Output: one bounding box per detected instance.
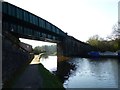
[112,22,120,49]
[112,22,120,39]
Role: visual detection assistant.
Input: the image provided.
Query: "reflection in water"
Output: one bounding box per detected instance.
[62,58,118,88]
[40,56,118,88]
[40,56,57,72]
[56,60,76,83]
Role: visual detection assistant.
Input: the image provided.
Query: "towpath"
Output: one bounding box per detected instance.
[12,55,43,89]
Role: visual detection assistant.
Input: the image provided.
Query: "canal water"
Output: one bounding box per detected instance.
[40,56,118,89]
[40,56,57,72]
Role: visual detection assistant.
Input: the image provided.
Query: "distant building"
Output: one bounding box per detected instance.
[19,42,33,53]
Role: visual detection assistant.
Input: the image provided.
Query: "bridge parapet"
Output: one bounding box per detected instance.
[2,1,67,43]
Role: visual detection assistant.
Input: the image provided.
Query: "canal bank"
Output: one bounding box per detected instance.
[38,63,64,88]
[39,56,120,90]
[8,55,64,89]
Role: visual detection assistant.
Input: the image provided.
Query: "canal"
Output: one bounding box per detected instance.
[40,56,118,89]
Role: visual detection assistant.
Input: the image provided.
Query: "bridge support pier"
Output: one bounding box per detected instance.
[57,37,71,62]
[57,36,94,62]
[57,41,69,62]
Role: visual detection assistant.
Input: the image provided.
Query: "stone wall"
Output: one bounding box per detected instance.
[2,32,33,87]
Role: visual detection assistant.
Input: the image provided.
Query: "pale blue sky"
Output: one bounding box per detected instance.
[4,0,119,47]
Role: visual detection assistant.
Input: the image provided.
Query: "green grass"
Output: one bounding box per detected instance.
[38,64,65,89]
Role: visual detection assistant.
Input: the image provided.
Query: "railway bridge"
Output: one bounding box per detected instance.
[1,1,97,85]
[2,2,96,59]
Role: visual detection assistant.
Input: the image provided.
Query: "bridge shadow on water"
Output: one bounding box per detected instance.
[56,60,77,84]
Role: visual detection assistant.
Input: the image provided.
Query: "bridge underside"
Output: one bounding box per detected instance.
[3,31,96,63]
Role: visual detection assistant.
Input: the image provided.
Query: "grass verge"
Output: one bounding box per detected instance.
[38,63,65,89]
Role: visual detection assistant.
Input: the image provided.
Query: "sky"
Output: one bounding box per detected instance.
[4,0,119,47]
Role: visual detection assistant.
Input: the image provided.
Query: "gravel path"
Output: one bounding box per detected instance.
[12,55,43,89]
